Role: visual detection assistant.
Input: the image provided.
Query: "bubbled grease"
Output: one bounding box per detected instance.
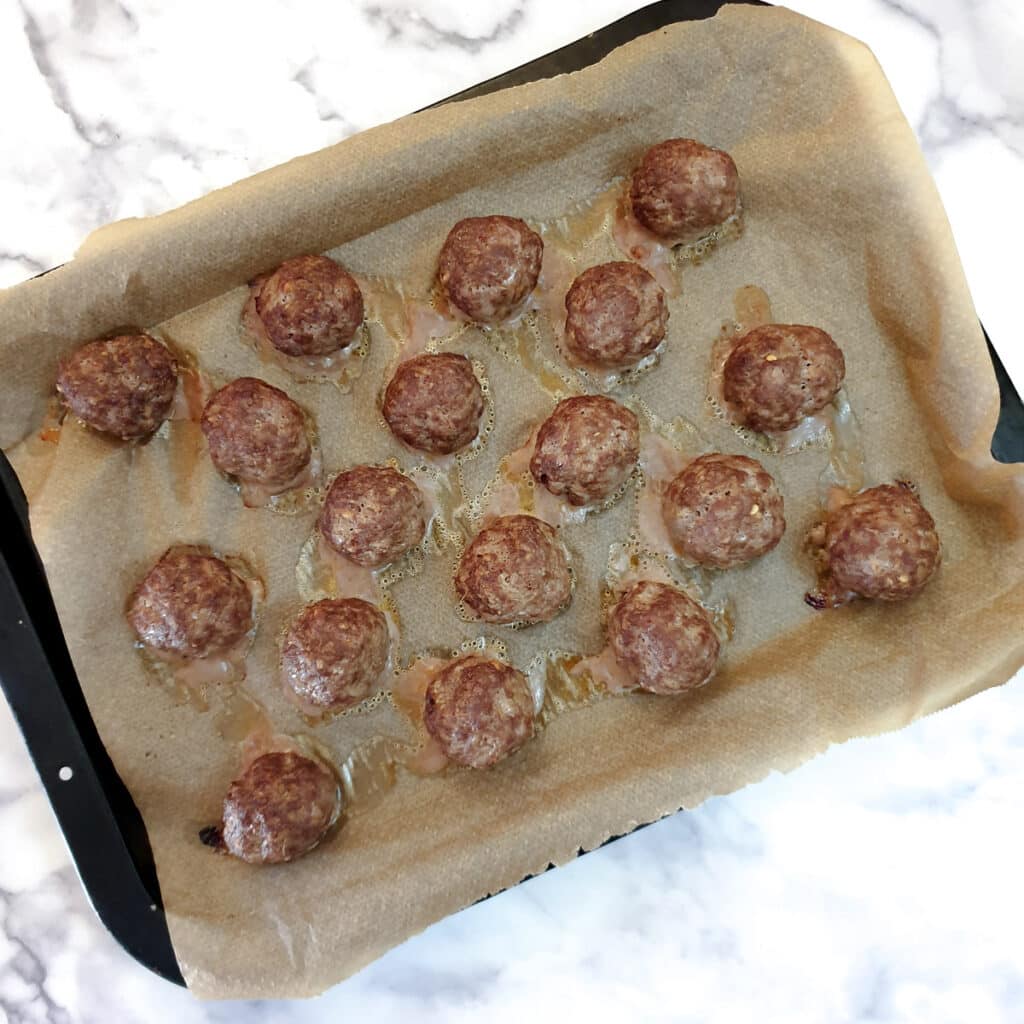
[155,176,850,814]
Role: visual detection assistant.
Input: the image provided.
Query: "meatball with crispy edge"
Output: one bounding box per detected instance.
[318,465,427,569]
[437,215,543,325]
[564,262,668,369]
[424,654,535,768]
[383,352,485,455]
[55,333,178,439]
[201,377,312,490]
[722,324,845,433]
[127,547,254,660]
[629,138,741,243]
[608,580,720,695]
[455,514,572,625]
[530,395,641,506]
[662,453,786,569]
[281,598,389,713]
[252,254,364,358]
[822,483,940,602]
[217,750,340,865]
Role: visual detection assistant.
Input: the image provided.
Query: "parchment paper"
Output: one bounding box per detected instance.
[2,5,1023,999]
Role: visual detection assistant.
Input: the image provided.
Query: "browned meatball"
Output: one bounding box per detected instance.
[437,216,543,324]
[564,262,668,369]
[319,465,427,568]
[424,654,535,768]
[608,580,720,695]
[662,453,785,569]
[383,353,484,455]
[823,483,940,601]
[201,377,311,489]
[127,547,253,659]
[281,598,389,712]
[455,514,572,625]
[722,324,845,433]
[55,333,178,439]
[629,138,740,243]
[220,751,340,864]
[252,254,364,357]
[530,395,640,506]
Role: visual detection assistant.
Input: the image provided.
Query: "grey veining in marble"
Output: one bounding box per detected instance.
[0,1,1022,1020]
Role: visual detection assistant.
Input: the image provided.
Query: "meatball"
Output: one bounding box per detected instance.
[821,483,940,602]
[437,215,543,324]
[455,514,572,625]
[219,751,340,865]
[564,262,668,369]
[662,453,785,569]
[281,598,389,712]
[201,377,311,489]
[319,465,427,568]
[722,324,845,433]
[383,353,484,455]
[530,395,640,506]
[424,654,535,768]
[608,580,720,695]
[55,333,178,439]
[629,138,740,243]
[127,547,253,659]
[252,254,364,358]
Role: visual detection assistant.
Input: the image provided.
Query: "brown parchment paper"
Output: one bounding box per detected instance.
[2,5,1023,999]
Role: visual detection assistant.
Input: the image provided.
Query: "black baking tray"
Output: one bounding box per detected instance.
[1,0,1021,989]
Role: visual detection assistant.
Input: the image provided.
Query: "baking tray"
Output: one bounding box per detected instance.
[1,0,1021,988]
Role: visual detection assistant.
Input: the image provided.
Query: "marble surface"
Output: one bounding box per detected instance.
[1,1,1022,1019]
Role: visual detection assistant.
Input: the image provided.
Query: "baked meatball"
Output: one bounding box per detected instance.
[821,483,940,602]
[437,215,543,324]
[424,654,535,768]
[564,262,668,369]
[608,580,720,695]
[252,254,364,357]
[281,598,389,712]
[383,353,484,455]
[219,751,340,864]
[201,377,311,489]
[319,465,427,568]
[55,333,177,439]
[629,138,740,243]
[662,453,785,569]
[722,324,845,433]
[455,514,572,625]
[127,547,253,659]
[530,395,640,506]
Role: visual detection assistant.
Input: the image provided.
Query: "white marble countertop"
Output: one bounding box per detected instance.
[1,1,1022,1020]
